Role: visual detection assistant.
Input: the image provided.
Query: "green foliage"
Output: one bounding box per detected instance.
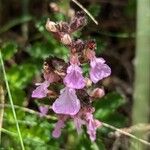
[88,4,101,17]
[94,92,126,127]
[95,39,107,54]
[124,0,136,17]
[2,42,18,61]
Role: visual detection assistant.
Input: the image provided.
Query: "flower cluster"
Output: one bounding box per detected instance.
[32,11,111,141]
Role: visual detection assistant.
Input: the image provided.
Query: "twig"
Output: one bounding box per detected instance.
[0,104,57,120]
[71,0,98,25]
[102,122,150,146]
[0,51,25,150]
[1,104,149,146]
[0,85,4,144]
[118,124,150,134]
[1,128,17,137]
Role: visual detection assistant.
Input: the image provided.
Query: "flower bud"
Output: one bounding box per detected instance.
[46,19,57,32]
[49,2,59,12]
[61,34,72,45]
[70,54,80,65]
[90,88,105,99]
[39,106,49,117]
[85,77,92,87]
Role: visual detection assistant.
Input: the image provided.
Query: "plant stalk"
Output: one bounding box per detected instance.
[0,85,4,144]
[131,0,150,149]
[0,51,25,150]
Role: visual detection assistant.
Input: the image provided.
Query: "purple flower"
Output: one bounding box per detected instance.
[52,87,80,115]
[32,72,59,99]
[32,81,50,98]
[73,115,85,134]
[39,106,49,117]
[86,113,102,141]
[90,57,111,83]
[64,64,85,89]
[52,117,67,138]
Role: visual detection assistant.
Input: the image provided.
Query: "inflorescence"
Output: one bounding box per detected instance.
[32,11,111,141]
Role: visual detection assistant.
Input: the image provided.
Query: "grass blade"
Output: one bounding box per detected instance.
[0,51,25,150]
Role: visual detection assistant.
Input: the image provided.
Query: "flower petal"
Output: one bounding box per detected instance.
[32,81,50,98]
[73,116,85,134]
[52,120,65,138]
[64,64,85,89]
[39,106,49,117]
[52,87,80,115]
[86,113,101,141]
[90,58,111,83]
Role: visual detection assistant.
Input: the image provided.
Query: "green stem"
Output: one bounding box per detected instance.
[0,51,25,150]
[0,85,4,144]
[132,0,150,149]
[1,128,18,137]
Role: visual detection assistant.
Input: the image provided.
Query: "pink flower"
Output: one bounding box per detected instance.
[71,107,102,141]
[32,81,50,98]
[90,57,111,83]
[64,64,85,89]
[89,88,105,99]
[52,87,80,115]
[73,115,85,134]
[32,72,59,99]
[52,116,67,138]
[39,106,49,117]
[86,112,102,141]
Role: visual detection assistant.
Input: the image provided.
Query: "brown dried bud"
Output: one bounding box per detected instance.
[85,49,95,60]
[69,11,87,33]
[90,88,105,99]
[61,34,72,45]
[70,39,85,52]
[85,40,96,50]
[46,19,57,32]
[49,2,59,12]
[68,9,75,18]
[47,90,58,98]
[57,22,70,33]
[44,56,67,77]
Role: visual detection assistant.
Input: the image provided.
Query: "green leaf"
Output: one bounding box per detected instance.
[94,92,125,120]
[82,63,90,76]
[27,42,52,59]
[102,112,127,127]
